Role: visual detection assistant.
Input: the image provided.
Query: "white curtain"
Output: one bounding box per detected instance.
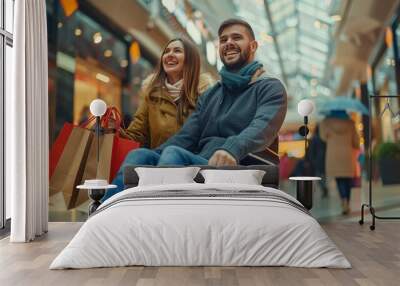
[7,0,49,242]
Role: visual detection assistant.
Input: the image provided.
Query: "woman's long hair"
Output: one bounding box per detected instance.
[146,38,201,123]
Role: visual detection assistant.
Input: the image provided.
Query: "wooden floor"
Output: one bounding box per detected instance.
[0,222,399,286]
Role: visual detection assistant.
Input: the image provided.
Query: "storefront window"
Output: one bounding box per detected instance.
[47,2,155,222]
[47,3,154,143]
[374,47,399,142]
[375,47,396,95]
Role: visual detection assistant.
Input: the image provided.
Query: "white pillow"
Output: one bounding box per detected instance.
[135,167,201,186]
[200,169,266,185]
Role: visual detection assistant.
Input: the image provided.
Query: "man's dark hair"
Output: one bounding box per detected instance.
[218,18,255,40]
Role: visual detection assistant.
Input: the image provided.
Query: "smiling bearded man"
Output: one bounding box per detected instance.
[219,22,254,71]
[152,18,287,166]
[103,18,287,193]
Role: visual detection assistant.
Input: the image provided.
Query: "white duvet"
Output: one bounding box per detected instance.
[50,183,351,269]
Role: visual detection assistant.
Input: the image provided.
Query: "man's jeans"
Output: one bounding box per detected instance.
[101,146,208,202]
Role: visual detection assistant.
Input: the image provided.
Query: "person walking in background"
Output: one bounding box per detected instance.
[307,124,329,197]
[120,38,214,149]
[320,110,360,215]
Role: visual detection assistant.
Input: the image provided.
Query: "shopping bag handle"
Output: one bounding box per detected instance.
[101,107,124,134]
[79,115,97,128]
[78,106,124,133]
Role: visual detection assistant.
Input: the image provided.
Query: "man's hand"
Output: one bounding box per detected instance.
[208,150,237,167]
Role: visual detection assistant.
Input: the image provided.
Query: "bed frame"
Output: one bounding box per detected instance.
[123,165,280,189]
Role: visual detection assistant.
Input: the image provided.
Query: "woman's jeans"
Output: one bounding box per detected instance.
[335,177,353,201]
[101,146,208,202]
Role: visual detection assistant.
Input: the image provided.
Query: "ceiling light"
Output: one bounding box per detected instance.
[206,41,217,66]
[74,28,82,36]
[130,42,141,63]
[331,15,342,22]
[161,0,176,13]
[385,27,393,47]
[193,10,202,18]
[216,58,223,71]
[96,73,110,83]
[310,79,318,86]
[186,20,202,45]
[104,49,112,57]
[93,32,102,44]
[260,32,273,43]
[120,59,128,68]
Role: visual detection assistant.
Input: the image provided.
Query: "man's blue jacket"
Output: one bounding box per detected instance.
[156,74,287,162]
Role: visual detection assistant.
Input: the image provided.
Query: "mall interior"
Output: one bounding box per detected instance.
[1,0,400,284]
[38,0,400,222]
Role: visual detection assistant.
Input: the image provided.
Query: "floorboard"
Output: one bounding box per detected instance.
[0,222,399,286]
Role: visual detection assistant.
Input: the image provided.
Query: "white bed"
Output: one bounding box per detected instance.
[50,183,351,269]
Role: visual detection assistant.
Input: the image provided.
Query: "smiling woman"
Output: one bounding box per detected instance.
[103,38,214,201]
[162,40,185,85]
[121,38,214,149]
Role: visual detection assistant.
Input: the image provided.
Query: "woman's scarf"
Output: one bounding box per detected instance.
[165,78,183,101]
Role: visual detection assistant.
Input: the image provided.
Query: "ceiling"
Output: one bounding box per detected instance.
[332,0,399,94]
[234,0,337,108]
[87,0,400,126]
[189,0,400,126]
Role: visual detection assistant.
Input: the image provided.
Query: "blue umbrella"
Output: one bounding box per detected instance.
[318,97,369,115]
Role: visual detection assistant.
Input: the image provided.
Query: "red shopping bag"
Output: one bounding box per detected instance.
[49,118,96,178]
[50,107,139,184]
[100,107,140,181]
[49,126,93,207]
[49,118,97,201]
[110,135,140,180]
[49,123,74,178]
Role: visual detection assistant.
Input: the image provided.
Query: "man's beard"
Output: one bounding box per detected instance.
[221,46,251,71]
